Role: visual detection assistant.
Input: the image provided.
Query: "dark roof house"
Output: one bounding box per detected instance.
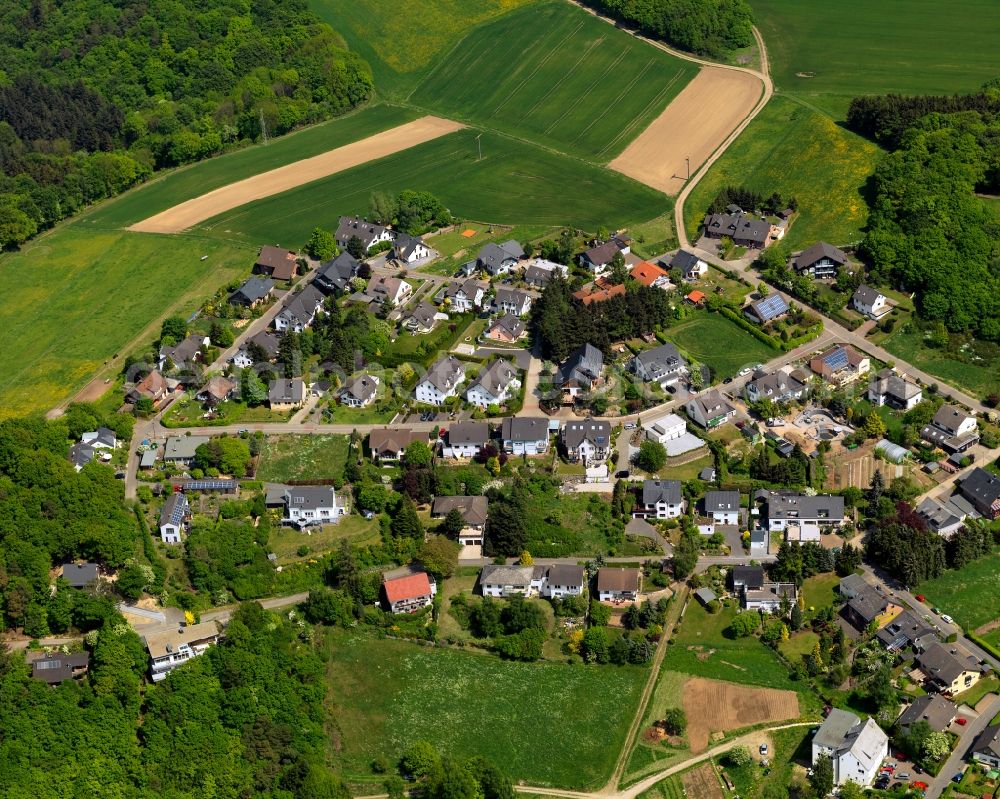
[255,245,297,280]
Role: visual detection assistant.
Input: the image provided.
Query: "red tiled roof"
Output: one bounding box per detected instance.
[384,572,432,603]
[573,283,626,305]
[630,261,669,287]
[686,290,706,303]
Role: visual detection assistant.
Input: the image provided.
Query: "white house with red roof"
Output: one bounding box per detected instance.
[382,571,437,614]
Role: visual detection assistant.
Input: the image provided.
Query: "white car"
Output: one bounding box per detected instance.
[759,743,768,756]
[941,614,954,624]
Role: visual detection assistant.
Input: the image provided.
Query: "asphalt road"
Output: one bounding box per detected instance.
[925,693,1000,799]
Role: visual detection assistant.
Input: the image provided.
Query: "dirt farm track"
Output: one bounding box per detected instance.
[682,677,800,752]
[128,116,464,234]
[610,68,763,196]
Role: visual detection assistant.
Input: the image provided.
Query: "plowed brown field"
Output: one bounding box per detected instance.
[682,677,799,752]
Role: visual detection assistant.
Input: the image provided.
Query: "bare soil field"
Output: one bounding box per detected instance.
[682,763,725,799]
[609,68,762,196]
[129,116,464,233]
[682,677,799,753]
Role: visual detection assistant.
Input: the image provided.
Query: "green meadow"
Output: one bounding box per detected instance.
[665,311,777,379]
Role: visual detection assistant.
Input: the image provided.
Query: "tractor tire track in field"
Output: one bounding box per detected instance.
[541,49,628,135]
[522,35,611,126]
[593,66,684,159]
[570,57,658,148]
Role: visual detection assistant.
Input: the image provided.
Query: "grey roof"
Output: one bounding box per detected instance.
[159,493,190,528]
[268,379,305,404]
[767,493,844,522]
[960,467,1000,515]
[932,404,974,434]
[336,215,390,248]
[813,708,861,750]
[422,356,464,394]
[688,389,736,421]
[468,359,519,399]
[161,334,205,366]
[314,252,359,293]
[394,233,426,260]
[440,278,486,302]
[432,495,488,527]
[633,343,687,380]
[897,694,956,732]
[732,565,764,589]
[489,313,525,339]
[501,416,549,442]
[695,587,717,605]
[877,609,937,651]
[793,241,848,271]
[562,418,611,451]
[643,479,682,506]
[972,725,1000,760]
[853,284,884,306]
[670,250,703,270]
[847,585,893,624]
[870,368,921,403]
[140,449,159,468]
[404,301,438,329]
[447,421,490,447]
[343,373,379,404]
[62,563,98,588]
[480,564,534,587]
[229,277,274,305]
[69,442,95,469]
[30,651,89,684]
[703,212,770,245]
[284,486,336,512]
[705,490,740,514]
[747,294,789,322]
[744,583,797,605]
[699,467,716,481]
[245,330,280,359]
[544,564,585,587]
[277,285,324,327]
[556,343,604,387]
[494,287,533,311]
[918,642,983,686]
[477,241,522,273]
[163,435,210,461]
[581,238,626,267]
[525,264,554,286]
[747,371,804,400]
[838,573,868,598]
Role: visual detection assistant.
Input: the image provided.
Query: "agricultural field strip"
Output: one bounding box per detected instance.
[538,47,627,134]
[572,58,658,148]
[129,116,464,233]
[595,69,687,158]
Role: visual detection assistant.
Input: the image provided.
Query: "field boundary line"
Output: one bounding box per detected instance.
[542,48,629,135]
[570,58,658,147]
[594,66,685,158]
[522,34,609,124]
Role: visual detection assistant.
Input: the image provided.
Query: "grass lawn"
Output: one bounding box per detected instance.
[628,213,677,259]
[255,434,351,482]
[801,572,840,615]
[322,630,648,788]
[196,129,668,246]
[408,1,698,162]
[89,104,420,230]
[269,515,379,563]
[750,0,1000,119]
[0,228,250,418]
[635,775,685,799]
[683,96,879,250]
[778,631,819,662]
[917,549,1000,632]
[954,676,1000,709]
[713,726,811,799]
[323,402,397,425]
[880,327,1000,400]
[524,490,618,557]
[664,310,777,379]
[661,601,806,692]
[161,397,291,428]
[659,452,715,483]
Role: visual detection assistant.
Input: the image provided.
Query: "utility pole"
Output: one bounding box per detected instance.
[475,133,483,162]
[260,109,269,146]
[686,156,690,180]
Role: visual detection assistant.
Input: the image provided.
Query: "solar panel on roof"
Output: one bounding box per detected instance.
[755,294,788,321]
[824,348,849,370]
[35,660,61,670]
[183,480,237,491]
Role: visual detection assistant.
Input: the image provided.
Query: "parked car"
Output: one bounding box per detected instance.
[941,613,954,624]
[897,773,910,780]
[759,744,768,756]
[915,594,926,602]
[624,422,637,430]
[952,772,964,783]
[957,717,968,726]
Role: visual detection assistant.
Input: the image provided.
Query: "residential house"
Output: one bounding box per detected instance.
[479,564,544,597]
[897,694,957,734]
[268,379,305,411]
[254,245,297,281]
[702,211,772,249]
[971,726,1000,769]
[685,389,736,429]
[340,373,379,408]
[228,277,275,307]
[629,260,672,290]
[274,285,324,333]
[852,285,889,318]
[641,412,686,445]
[402,301,441,334]
[596,567,641,602]
[62,562,99,589]
[30,652,90,685]
[392,233,430,263]
[744,294,790,325]
[578,236,630,274]
[631,342,688,388]
[283,486,342,528]
[920,404,979,453]
[466,359,520,407]
[524,257,568,287]
[383,572,436,614]
[145,621,221,682]
[764,492,844,531]
[731,565,765,592]
[368,275,412,306]
[163,435,210,466]
[158,493,191,544]
[669,250,708,280]
[231,330,280,368]
[812,709,888,787]
[785,522,820,542]
[843,582,903,632]
[561,418,611,464]
[477,240,524,276]
[749,527,768,552]
[313,252,360,295]
[539,564,586,599]
[69,442,96,471]
[809,345,870,384]
[432,495,489,532]
[415,356,465,405]
[638,479,683,519]
[791,242,849,278]
[160,334,209,370]
[554,343,604,401]
[335,215,393,252]
[436,278,487,312]
[743,582,797,613]
[494,287,533,316]
[868,368,922,410]
[745,370,806,404]
[573,282,627,305]
[368,428,423,460]
[837,573,869,601]
[876,609,938,654]
[485,313,526,343]
[197,376,236,408]
[705,490,740,525]
[917,642,984,694]
[917,495,968,536]
[441,421,491,458]
[500,416,550,455]
[959,467,1000,519]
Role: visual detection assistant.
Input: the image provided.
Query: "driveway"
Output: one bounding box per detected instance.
[925,693,1000,799]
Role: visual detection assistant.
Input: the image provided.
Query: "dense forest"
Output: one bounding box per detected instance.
[0,0,372,249]
[581,0,754,58]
